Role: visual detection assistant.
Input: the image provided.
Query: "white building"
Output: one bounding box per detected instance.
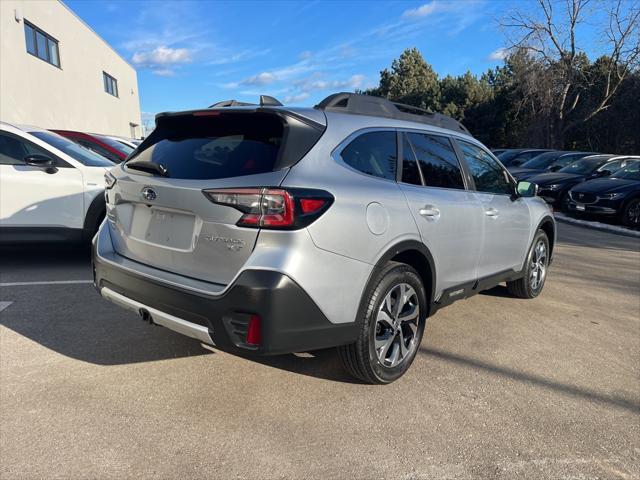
[0,0,142,138]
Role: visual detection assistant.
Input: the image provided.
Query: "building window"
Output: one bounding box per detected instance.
[103,72,118,97]
[24,20,60,67]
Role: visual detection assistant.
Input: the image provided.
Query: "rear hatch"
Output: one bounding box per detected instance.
[107,108,325,285]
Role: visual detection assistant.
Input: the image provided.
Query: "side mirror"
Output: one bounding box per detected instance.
[549,165,562,172]
[24,154,57,174]
[516,181,538,198]
[594,169,611,178]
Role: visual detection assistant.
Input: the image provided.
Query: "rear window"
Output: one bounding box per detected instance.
[340,131,397,181]
[128,112,285,180]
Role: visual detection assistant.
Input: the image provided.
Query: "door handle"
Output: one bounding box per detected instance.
[485,208,499,217]
[419,205,440,218]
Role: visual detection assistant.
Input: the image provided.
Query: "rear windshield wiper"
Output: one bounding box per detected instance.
[125,159,169,177]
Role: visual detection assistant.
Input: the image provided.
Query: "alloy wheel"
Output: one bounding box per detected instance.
[530,240,547,290]
[374,283,420,368]
[627,200,640,227]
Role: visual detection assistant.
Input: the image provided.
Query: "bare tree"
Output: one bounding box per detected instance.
[501,0,640,147]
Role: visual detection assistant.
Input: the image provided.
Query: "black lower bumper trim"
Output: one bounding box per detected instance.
[93,251,357,355]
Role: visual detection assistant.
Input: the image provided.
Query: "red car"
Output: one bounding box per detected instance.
[51,130,134,163]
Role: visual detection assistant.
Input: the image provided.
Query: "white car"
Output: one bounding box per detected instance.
[0,122,113,243]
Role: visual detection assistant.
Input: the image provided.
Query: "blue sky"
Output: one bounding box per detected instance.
[64,0,531,124]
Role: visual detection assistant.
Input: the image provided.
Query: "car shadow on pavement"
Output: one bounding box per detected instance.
[236,349,363,384]
[419,347,640,414]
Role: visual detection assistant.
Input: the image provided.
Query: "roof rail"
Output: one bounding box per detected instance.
[314,92,470,135]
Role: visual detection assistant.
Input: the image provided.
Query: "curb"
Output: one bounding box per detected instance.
[554,213,640,239]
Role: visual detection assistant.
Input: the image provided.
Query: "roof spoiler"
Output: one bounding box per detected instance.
[314,92,470,135]
[209,95,283,108]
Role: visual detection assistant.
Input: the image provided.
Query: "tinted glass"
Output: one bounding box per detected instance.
[521,152,564,169]
[496,150,523,164]
[30,131,112,167]
[613,162,640,180]
[0,132,68,167]
[77,140,120,163]
[0,134,28,165]
[24,24,36,55]
[407,132,464,189]
[94,135,134,156]
[342,131,397,181]
[401,134,422,185]
[128,113,285,180]
[558,158,604,175]
[598,160,623,173]
[35,31,47,61]
[458,140,512,195]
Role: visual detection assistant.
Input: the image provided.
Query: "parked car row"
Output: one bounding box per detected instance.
[0,122,141,243]
[493,148,640,228]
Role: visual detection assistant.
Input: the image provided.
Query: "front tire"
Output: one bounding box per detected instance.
[338,262,427,384]
[507,230,550,299]
[621,198,640,228]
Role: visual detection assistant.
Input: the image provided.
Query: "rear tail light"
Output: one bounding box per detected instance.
[203,187,333,229]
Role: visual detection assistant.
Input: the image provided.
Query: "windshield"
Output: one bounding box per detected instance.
[93,134,134,156]
[613,162,640,180]
[558,157,603,175]
[521,152,563,169]
[497,150,522,162]
[30,131,112,167]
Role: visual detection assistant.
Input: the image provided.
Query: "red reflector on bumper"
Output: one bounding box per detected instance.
[246,314,261,345]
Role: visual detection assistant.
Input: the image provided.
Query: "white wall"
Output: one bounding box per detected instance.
[0,0,142,138]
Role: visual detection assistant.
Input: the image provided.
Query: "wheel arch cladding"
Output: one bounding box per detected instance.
[538,216,555,259]
[83,194,106,240]
[366,240,435,309]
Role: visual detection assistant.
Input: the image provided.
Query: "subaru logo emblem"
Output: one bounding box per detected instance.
[141,187,157,201]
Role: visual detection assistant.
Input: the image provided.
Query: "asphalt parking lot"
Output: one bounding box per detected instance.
[1,222,638,480]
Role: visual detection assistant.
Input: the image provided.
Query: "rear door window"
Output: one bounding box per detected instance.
[406,132,465,189]
[457,140,513,195]
[128,112,285,180]
[340,131,397,181]
[400,134,422,186]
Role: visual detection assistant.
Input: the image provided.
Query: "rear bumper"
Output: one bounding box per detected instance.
[92,233,357,355]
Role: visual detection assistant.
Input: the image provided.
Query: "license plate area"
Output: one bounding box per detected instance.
[130,205,196,250]
[575,203,585,211]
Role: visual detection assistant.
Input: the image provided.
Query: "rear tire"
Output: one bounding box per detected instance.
[338,262,427,384]
[507,230,549,299]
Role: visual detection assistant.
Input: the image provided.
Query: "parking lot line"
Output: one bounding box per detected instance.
[0,280,93,287]
[0,301,13,312]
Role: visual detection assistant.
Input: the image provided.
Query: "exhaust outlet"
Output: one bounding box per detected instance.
[138,308,154,324]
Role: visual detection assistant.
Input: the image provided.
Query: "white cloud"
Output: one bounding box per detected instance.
[240,72,277,86]
[132,46,192,67]
[297,74,365,93]
[488,47,508,61]
[152,68,176,77]
[283,93,310,104]
[402,1,442,18]
[298,50,313,60]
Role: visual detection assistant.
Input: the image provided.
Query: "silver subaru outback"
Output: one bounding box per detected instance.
[93,93,555,384]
